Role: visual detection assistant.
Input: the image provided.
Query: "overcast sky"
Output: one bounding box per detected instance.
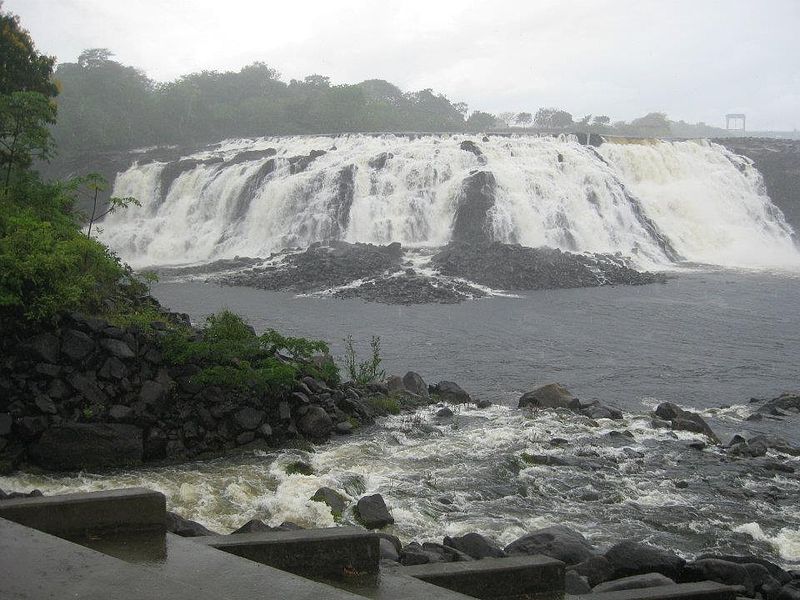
[6,0,799,130]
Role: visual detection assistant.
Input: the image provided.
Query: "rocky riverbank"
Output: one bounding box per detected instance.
[0,308,453,474]
[183,240,667,305]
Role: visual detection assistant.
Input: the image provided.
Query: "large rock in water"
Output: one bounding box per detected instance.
[654,402,719,443]
[443,533,505,559]
[451,170,495,243]
[166,511,218,537]
[504,526,596,565]
[29,423,143,470]
[604,540,686,580]
[355,494,394,529]
[519,383,575,410]
[432,381,472,404]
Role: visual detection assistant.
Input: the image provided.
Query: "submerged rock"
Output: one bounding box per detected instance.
[654,402,719,444]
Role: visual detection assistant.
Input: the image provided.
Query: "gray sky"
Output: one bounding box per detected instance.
[7,0,800,130]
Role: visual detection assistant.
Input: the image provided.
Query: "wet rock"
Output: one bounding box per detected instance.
[33,395,57,415]
[166,511,218,537]
[519,383,575,410]
[232,519,275,534]
[581,402,623,420]
[604,540,685,580]
[68,373,108,405]
[476,399,492,409]
[368,152,393,170]
[232,407,265,431]
[400,542,437,565]
[139,381,167,409]
[143,427,167,460]
[15,416,48,441]
[335,421,353,435]
[682,559,755,596]
[436,406,454,418]
[98,357,128,380]
[22,333,60,363]
[571,555,615,587]
[594,573,675,593]
[442,533,505,559]
[61,329,95,361]
[0,413,11,437]
[355,493,394,529]
[757,392,800,415]
[29,423,143,471]
[99,338,136,360]
[432,381,472,404]
[695,555,791,585]
[565,571,592,594]
[108,405,134,422]
[298,406,333,440]
[505,525,596,565]
[451,170,494,242]
[310,487,346,518]
[402,372,429,398]
[423,542,473,562]
[380,537,400,561]
[654,402,719,443]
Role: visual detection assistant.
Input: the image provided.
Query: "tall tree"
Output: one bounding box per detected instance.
[0,8,58,97]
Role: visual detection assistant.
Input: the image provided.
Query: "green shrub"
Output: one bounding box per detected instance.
[365,395,400,416]
[161,310,336,396]
[343,334,385,386]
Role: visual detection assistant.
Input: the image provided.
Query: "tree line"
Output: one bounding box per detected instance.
[48,48,732,155]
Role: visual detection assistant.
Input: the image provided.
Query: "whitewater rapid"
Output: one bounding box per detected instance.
[101,135,799,271]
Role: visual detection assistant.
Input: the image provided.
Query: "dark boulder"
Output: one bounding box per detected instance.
[436,407,454,418]
[0,413,11,437]
[442,532,505,559]
[232,407,265,431]
[505,526,596,565]
[519,383,575,410]
[400,542,437,565]
[581,402,624,420]
[143,427,167,460]
[139,381,167,409]
[166,511,218,537]
[33,395,57,415]
[681,559,755,596]
[422,542,473,562]
[432,381,472,404]
[604,541,685,580]
[403,372,429,398]
[451,170,495,243]
[697,554,791,585]
[380,537,400,561]
[757,392,800,415]
[571,555,615,587]
[231,519,275,534]
[61,329,95,361]
[68,373,108,405]
[298,406,333,440]
[654,402,719,443]
[594,573,675,593]
[368,152,393,170]
[355,493,394,529]
[29,423,143,471]
[100,338,136,359]
[98,357,128,381]
[310,487,346,518]
[565,571,592,595]
[22,333,60,363]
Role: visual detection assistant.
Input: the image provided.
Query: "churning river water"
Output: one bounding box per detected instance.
[3,270,800,567]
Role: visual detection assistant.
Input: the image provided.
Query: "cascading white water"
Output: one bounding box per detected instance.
[102,134,799,270]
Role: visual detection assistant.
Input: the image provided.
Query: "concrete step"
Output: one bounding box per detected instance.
[0,487,165,536]
[567,581,739,600]
[191,526,381,580]
[401,554,566,599]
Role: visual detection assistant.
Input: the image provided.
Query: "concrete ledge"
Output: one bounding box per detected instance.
[402,554,565,599]
[192,526,380,579]
[572,582,739,600]
[0,517,216,600]
[0,487,165,536]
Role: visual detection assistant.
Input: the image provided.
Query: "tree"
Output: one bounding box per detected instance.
[628,112,671,137]
[515,112,532,126]
[77,173,140,238]
[0,8,58,97]
[466,110,500,131]
[578,114,592,127]
[534,107,573,129]
[593,115,611,126]
[77,48,114,69]
[0,92,56,191]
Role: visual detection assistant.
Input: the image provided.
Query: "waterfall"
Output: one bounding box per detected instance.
[102,134,799,271]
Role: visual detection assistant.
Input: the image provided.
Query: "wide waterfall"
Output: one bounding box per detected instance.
[102,135,799,270]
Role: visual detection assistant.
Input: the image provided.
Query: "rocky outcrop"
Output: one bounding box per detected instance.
[431,381,472,404]
[519,383,623,420]
[451,171,495,243]
[0,311,427,473]
[432,241,666,291]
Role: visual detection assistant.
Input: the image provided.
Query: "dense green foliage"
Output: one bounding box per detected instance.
[161,310,337,395]
[50,52,480,153]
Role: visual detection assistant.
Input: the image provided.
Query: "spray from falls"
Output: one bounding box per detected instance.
[102,135,799,271]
